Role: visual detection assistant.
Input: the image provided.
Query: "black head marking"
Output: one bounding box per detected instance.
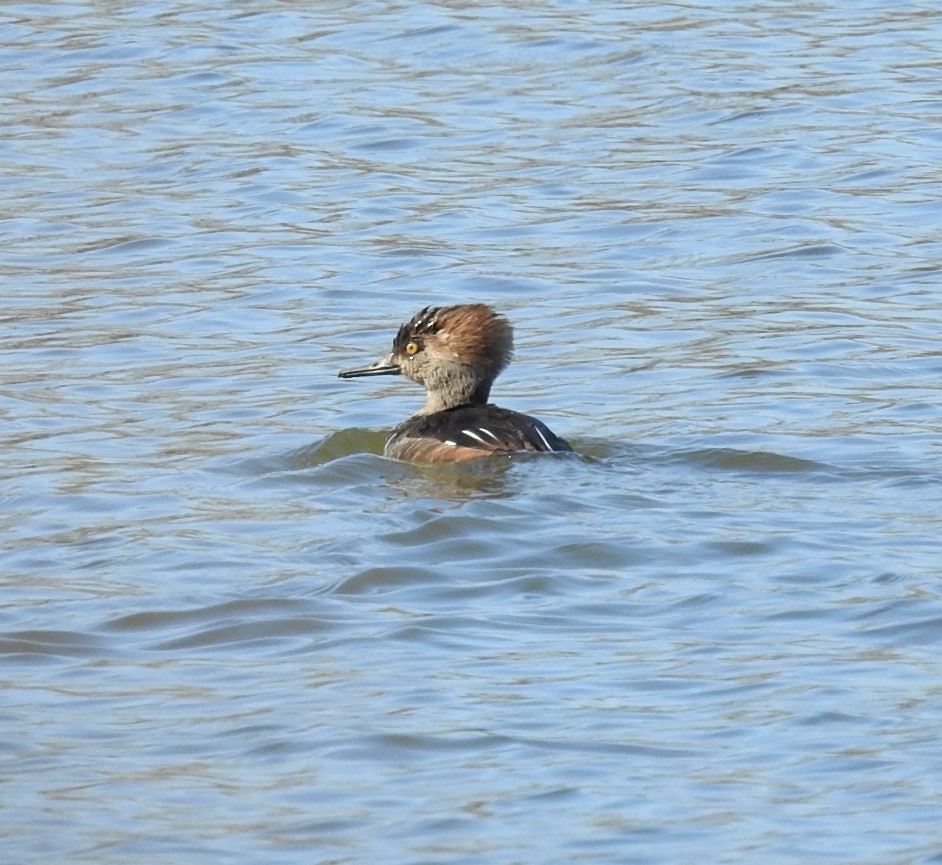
[393,306,442,353]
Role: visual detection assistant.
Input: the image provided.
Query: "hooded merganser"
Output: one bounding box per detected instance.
[338,304,573,463]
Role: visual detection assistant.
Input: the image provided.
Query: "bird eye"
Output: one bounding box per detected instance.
[405,341,419,356]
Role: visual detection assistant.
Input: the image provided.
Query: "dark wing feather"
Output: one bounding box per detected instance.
[390,404,571,459]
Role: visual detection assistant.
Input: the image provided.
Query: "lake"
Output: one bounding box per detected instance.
[2,2,942,863]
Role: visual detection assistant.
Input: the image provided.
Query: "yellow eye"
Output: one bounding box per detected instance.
[405,341,419,356]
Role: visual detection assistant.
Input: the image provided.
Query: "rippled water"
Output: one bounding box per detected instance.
[4,2,942,863]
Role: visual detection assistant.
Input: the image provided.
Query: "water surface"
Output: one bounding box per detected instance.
[3,2,942,863]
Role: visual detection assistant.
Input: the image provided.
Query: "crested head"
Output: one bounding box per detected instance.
[394,304,513,373]
[391,304,515,413]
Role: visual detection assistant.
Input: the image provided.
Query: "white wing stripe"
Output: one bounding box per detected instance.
[461,428,490,446]
[533,425,552,450]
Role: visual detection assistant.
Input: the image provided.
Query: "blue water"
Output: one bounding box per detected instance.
[3,2,942,863]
